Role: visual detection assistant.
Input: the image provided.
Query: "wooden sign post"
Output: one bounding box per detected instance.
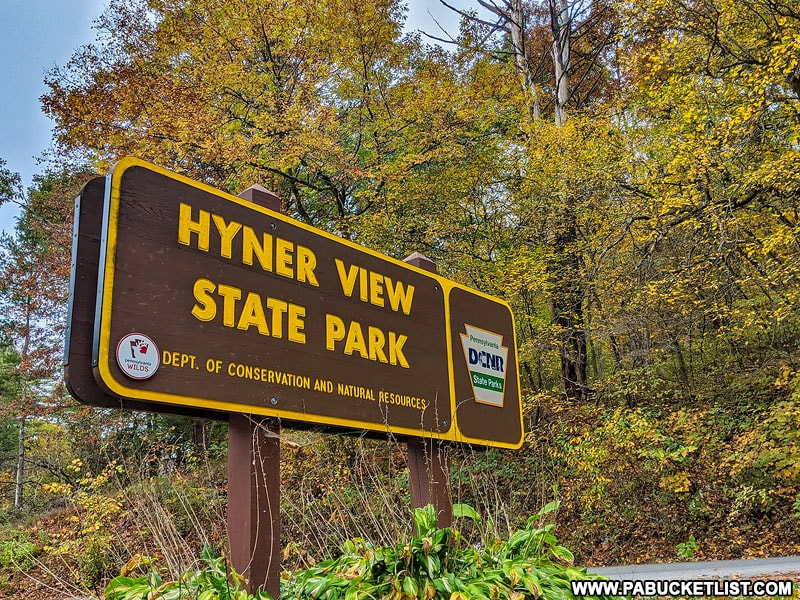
[227,414,281,596]
[227,187,283,597]
[403,252,452,528]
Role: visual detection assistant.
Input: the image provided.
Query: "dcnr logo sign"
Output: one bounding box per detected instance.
[460,325,510,407]
[87,157,523,448]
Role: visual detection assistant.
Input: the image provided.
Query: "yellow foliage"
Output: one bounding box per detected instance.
[659,472,692,494]
[728,397,800,486]
[42,460,126,586]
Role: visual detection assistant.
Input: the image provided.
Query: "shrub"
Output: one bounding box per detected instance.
[282,502,619,600]
[42,459,125,587]
[0,529,39,572]
[676,535,699,560]
[730,399,800,486]
[104,545,266,600]
[105,504,615,600]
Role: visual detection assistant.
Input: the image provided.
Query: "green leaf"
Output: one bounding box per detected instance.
[345,586,360,600]
[424,554,441,578]
[465,583,490,600]
[104,576,151,600]
[551,545,574,565]
[520,573,542,596]
[402,576,419,598]
[304,576,330,598]
[413,505,438,537]
[200,544,217,563]
[433,577,453,594]
[322,588,340,600]
[155,588,183,600]
[540,500,560,515]
[145,571,163,587]
[452,504,481,524]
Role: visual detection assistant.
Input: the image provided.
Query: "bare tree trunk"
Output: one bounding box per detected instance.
[548,217,588,401]
[14,414,26,511]
[193,419,208,455]
[15,304,32,511]
[547,0,587,400]
[550,0,571,127]
[510,0,541,120]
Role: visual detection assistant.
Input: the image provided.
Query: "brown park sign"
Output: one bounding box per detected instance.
[64,177,226,420]
[82,157,523,448]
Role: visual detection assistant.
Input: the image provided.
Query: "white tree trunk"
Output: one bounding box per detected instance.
[14,303,32,511]
[14,414,25,510]
[510,0,541,120]
[551,0,570,127]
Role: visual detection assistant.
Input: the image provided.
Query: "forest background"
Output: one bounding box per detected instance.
[0,0,799,595]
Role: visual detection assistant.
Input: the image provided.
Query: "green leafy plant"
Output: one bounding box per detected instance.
[676,535,699,560]
[727,485,776,524]
[730,399,800,486]
[104,545,269,600]
[282,502,619,600]
[0,529,39,571]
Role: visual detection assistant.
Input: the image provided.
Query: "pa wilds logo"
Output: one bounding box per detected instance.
[116,333,160,380]
[459,325,508,407]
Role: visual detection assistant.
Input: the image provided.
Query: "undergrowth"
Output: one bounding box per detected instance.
[103,503,618,600]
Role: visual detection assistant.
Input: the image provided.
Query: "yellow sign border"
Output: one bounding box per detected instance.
[94,157,523,449]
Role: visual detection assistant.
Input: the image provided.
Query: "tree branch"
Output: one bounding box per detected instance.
[439,0,510,32]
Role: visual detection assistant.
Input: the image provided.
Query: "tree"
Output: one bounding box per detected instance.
[0,337,22,506]
[0,168,87,509]
[604,0,800,380]
[43,0,419,235]
[0,158,21,212]
[434,0,625,400]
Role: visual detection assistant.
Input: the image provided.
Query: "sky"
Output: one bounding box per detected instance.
[0,0,465,237]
